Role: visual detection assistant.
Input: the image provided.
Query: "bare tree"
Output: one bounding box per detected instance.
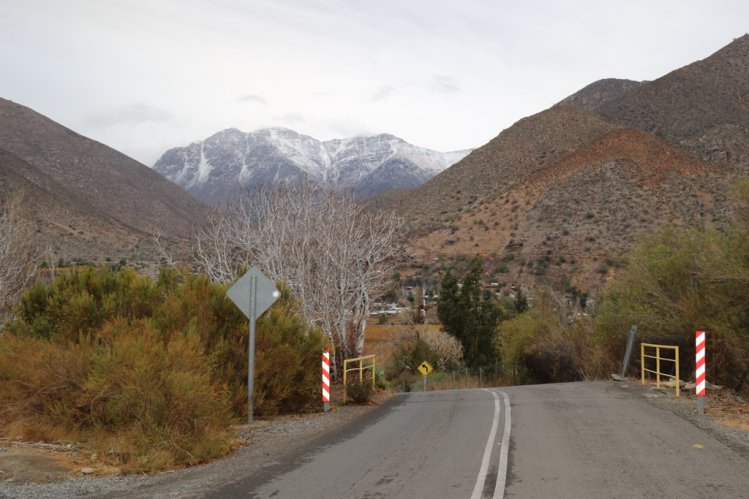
[0,193,41,326]
[194,182,402,369]
[151,231,180,267]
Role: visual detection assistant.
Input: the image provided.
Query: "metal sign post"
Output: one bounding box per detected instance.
[227,267,280,424]
[620,324,638,379]
[248,275,257,424]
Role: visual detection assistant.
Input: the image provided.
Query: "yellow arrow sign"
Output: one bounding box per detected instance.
[418,360,433,376]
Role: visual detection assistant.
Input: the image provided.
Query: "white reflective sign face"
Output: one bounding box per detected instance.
[227,266,280,318]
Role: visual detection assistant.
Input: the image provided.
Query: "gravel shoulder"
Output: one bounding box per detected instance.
[0,397,389,499]
[612,378,749,459]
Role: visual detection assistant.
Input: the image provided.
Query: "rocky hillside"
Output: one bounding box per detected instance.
[381,106,621,236]
[0,97,208,264]
[555,78,644,112]
[376,36,746,291]
[596,34,749,173]
[153,128,470,205]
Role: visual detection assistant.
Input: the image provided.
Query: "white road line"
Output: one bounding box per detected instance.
[493,391,511,499]
[471,389,500,499]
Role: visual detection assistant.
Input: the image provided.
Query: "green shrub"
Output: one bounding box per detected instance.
[346,378,374,404]
[253,294,326,415]
[0,267,327,471]
[375,367,390,390]
[496,289,610,384]
[387,327,464,379]
[595,225,749,392]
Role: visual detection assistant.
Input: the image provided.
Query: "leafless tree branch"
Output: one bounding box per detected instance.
[192,181,403,368]
[0,192,42,327]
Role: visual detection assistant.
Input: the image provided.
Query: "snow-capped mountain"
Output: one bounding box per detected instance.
[153,128,471,204]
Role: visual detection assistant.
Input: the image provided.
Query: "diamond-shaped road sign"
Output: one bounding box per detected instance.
[227,267,280,319]
[418,360,433,376]
[227,267,281,424]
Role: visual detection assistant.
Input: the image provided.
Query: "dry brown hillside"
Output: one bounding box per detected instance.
[0,98,208,264]
[0,148,142,262]
[597,34,749,173]
[385,106,621,238]
[555,78,643,112]
[406,129,729,290]
[376,37,746,291]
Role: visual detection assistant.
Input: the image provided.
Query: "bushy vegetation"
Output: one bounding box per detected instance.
[595,224,749,392]
[346,378,375,403]
[495,179,749,394]
[0,267,326,472]
[497,289,611,384]
[437,258,505,367]
[387,327,464,377]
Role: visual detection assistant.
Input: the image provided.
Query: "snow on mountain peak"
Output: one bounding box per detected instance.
[153,128,471,205]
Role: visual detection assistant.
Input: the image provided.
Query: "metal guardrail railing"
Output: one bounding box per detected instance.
[641,343,680,397]
[343,354,376,404]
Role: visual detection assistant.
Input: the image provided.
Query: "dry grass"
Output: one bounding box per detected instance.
[717,417,749,432]
[704,391,749,432]
[364,323,443,366]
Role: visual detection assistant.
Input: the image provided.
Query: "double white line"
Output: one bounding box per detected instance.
[471,389,511,499]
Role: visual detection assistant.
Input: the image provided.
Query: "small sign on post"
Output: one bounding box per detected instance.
[227,267,280,424]
[418,360,433,392]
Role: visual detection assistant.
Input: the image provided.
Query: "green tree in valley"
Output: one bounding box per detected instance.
[437,258,504,367]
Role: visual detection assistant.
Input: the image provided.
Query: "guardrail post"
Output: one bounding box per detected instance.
[640,343,680,397]
[342,355,376,404]
[674,346,681,397]
[343,361,348,404]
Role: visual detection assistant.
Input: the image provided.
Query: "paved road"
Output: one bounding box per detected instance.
[503,382,749,498]
[211,389,508,498]
[211,382,749,498]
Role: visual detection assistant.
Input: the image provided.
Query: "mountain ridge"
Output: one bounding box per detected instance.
[595,34,749,173]
[372,36,746,290]
[153,127,471,204]
[0,97,209,263]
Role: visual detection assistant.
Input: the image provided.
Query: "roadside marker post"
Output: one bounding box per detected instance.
[696,330,706,415]
[322,347,331,412]
[620,324,638,379]
[227,267,280,424]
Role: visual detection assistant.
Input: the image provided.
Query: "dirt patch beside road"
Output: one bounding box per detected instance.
[0,388,390,499]
[0,450,74,484]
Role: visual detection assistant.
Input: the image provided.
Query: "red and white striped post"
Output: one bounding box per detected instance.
[696,330,706,415]
[322,347,330,413]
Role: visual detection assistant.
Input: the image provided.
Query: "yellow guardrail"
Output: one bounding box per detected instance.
[641,343,680,397]
[343,354,376,403]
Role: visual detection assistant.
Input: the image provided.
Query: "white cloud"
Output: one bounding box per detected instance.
[237,94,268,105]
[1,0,748,163]
[272,112,307,127]
[431,75,461,94]
[368,85,397,103]
[86,103,173,128]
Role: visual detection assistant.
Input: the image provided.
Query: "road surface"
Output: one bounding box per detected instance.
[210,382,749,498]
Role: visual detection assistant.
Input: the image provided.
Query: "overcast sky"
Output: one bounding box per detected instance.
[1,1,747,165]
